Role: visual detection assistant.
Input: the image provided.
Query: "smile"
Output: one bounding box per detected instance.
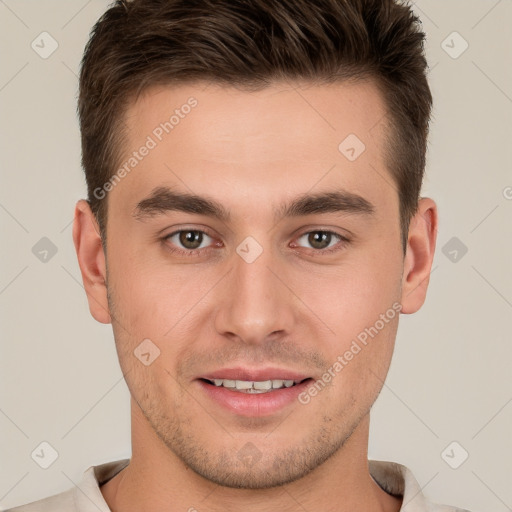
[197,372,314,416]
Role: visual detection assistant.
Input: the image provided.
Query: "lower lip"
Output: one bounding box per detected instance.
[197,379,312,417]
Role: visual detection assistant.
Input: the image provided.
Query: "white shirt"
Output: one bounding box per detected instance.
[6,459,470,511]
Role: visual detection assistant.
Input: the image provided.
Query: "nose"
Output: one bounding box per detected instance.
[213,241,295,345]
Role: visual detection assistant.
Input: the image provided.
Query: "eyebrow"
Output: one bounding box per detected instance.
[133,186,375,223]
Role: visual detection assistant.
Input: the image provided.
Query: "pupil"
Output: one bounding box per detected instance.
[180,231,202,249]
[309,231,330,249]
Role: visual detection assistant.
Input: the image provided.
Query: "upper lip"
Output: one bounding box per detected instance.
[199,367,311,382]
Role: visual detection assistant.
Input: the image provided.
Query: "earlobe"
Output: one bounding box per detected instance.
[400,197,438,314]
[72,199,111,324]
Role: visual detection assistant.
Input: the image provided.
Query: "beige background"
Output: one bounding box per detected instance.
[1,1,511,510]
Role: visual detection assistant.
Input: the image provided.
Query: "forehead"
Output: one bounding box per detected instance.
[112,79,393,220]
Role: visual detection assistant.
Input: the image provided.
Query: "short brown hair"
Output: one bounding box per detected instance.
[79,0,432,250]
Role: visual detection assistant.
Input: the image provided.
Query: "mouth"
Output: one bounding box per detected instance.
[196,369,314,417]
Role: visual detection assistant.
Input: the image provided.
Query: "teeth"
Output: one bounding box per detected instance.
[209,378,298,393]
[253,380,272,390]
[235,380,253,390]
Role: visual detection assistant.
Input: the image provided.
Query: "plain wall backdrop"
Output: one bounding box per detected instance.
[1,1,511,510]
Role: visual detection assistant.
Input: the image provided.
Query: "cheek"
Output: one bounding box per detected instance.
[294,256,402,339]
[107,247,221,356]
[307,310,399,415]
[290,252,403,401]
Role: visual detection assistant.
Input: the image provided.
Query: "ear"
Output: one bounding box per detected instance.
[72,199,111,324]
[400,197,438,314]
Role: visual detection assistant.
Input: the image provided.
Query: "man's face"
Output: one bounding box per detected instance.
[104,80,405,488]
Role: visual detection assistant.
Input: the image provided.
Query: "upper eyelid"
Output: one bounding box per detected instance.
[164,229,215,245]
[164,227,345,237]
[296,230,346,240]
[164,226,216,239]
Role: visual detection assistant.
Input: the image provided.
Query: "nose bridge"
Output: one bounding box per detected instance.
[214,240,293,344]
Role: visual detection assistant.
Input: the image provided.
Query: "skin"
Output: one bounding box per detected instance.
[73,79,437,512]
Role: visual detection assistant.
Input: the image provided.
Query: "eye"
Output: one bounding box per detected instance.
[293,230,348,253]
[164,229,214,252]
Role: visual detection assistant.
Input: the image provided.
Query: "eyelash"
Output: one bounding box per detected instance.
[162,228,350,258]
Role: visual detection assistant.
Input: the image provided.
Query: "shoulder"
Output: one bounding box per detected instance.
[4,488,75,511]
[369,459,472,512]
[426,504,471,512]
[4,459,130,512]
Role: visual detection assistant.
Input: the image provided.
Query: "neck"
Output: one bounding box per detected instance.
[101,399,401,512]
